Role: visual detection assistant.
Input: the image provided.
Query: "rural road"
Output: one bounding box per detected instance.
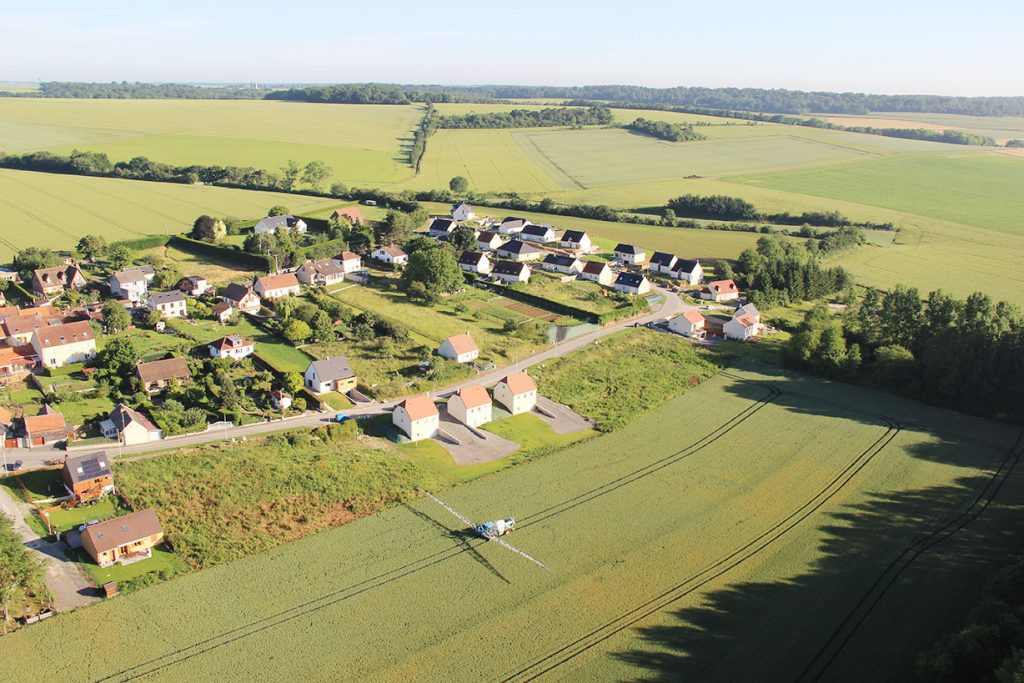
[9,286,689,468]
[0,484,98,612]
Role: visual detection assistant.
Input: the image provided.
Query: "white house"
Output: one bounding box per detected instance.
[498,217,531,235]
[648,252,678,275]
[220,283,262,314]
[724,304,762,341]
[701,279,740,302]
[372,244,408,266]
[30,321,97,369]
[439,332,479,363]
[519,224,556,243]
[614,244,646,266]
[476,231,505,251]
[427,217,457,239]
[270,390,292,410]
[579,261,614,286]
[330,251,362,273]
[459,251,492,274]
[672,259,704,286]
[495,240,544,262]
[146,290,187,319]
[613,272,651,295]
[208,334,254,360]
[253,215,307,235]
[451,202,475,222]
[669,309,706,339]
[295,259,345,287]
[447,385,492,428]
[393,394,439,442]
[100,404,162,445]
[541,254,583,275]
[559,230,592,253]
[304,356,357,394]
[178,275,208,296]
[492,260,531,284]
[109,266,155,302]
[254,273,301,299]
[493,373,537,415]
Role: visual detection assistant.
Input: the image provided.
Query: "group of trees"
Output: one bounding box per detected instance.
[399,241,464,304]
[410,105,439,171]
[788,286,1024,421]
[0,514,47,633]
[667,194,760,221]
[436,106,613,129]
[264,84,414,105]
[733,235,853,308]
[0,81,265,99]
[625,118,706,142]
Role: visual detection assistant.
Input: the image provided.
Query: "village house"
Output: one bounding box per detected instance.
[669,309,707,339]
[701,279,740,302]
[492,260,531,284]
[447,385,492,427]
[23,409,68,447]
[372,244,409,266]
[498,217,531,235]
[393,394,439,442]
[519,224,556,243]
[0,345,36,382]
[427,217,458,239]
[648,252,679,275]
[109,266,155,302]
[613,244,647,266]
[146,290,188,318]
[304,356,357,394]
[208,334,255,360]
[493,372,537,415]
[178,275,208,296]
[439,332,479,363]
[1,306,62,345]
[459,251,492,275]
[253,215,307,235]
[136,357,191,394]
[451,201,474,222]
[476,230,505,251]
[541,254,583,275]
[81,508,164,568]
[330,251,362,273]
[559,230,592,253]
[61,451,114,502]
[724,303,763,341]
[30,320,96,368]
[332,206,365,225]
[254,273,301,299]
[496,239,544,262]
[295,259,346,287]
[220,283,262,314]
[31,265,86,299]
[270,390,292,410]
[579,261,614,286]
[672,259,704,286]
[101,403,162,445]
[0,267,18,283]
[211,302,234,323]
[613,272,651,295]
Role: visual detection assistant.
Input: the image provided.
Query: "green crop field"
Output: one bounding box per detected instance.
[1,362,1019,680]
[0,169,339,261]
[818,112,1024,144]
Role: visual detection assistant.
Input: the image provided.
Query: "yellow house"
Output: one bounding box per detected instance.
[30,320,97,368]
[81,509,164,568]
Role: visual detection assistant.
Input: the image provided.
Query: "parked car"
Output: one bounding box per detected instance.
[78,520,100,532]
[334,413,352,424]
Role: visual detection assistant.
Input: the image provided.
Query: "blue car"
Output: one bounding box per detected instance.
[334,413,352,423]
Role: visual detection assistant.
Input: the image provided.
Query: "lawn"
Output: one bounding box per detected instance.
[3,365,1019,680]
[0,469,63,502]
[519,271,631,316]
[169,316,314,375]
[135,242,256,286]
[77,545,187,589]
[44,496,124,532]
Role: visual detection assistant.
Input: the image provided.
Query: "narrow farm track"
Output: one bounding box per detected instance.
[96,383,781,682]
[797,428,1024,681]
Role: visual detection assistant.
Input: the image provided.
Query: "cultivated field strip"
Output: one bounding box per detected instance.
[96,383,781,682]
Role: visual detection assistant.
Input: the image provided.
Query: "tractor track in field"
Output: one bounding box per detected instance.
[796,427,1024,681]
[97,380,780,682]
[502,382,902,682]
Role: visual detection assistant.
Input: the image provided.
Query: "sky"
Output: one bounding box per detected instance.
[1,0,1022,96]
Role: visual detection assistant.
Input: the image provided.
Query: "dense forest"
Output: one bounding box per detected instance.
[0,81,266,99]
[436,106,613,129]
[264,84,416,105]
[625,118,706,141]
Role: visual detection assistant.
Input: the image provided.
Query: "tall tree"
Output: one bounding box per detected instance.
[301,160,332,191]
[279,161,301,191]
[449,176,469,193]
[76,234,107,261]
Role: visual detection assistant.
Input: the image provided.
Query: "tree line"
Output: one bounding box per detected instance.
[436,106,613,129]
[787,286,1024,422]
[625,118,706,142]
[0,81,266,99]
[264,83,415,105]
[410,104,439,172]
[665,194,893,229]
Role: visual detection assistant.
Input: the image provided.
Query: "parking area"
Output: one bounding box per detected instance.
[434,408,520,465]
[534,396,593,434]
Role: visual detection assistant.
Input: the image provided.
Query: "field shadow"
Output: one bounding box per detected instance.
[601,371,1024,680]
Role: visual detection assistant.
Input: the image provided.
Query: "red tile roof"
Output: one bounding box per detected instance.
[454,385,491,409]
[500,372,536,395]
[445,333,478,355]
[400,395,439,421]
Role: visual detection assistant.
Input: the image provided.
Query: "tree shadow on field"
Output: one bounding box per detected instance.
[605,369,1024,681]
[402,504,511,585]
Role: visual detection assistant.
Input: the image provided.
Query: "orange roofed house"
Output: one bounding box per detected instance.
[700,279,740,302]
[253,273,301,300]
[447,385,492,427]
[493,372,538,415]
[30,320,97,368]
[438,332,479,364]
[332,206,365,225]
[392,394,439,442]
[23,409,68,447]
[81,509,164,568]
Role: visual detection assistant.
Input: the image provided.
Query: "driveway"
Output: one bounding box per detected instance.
[434,408,519,465]
[0,486,99,612]
[534,397,593,434]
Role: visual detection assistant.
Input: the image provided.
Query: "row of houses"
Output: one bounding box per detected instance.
[668,303,763,341]
[457,250,652,295]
